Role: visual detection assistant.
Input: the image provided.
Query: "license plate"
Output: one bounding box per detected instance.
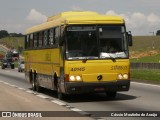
[94,87,105,91]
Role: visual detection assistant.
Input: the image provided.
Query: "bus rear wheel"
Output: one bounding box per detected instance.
[32,79,36,91]
[57,84,65,100]
[31,73,36,91]
[35,78,42,92]
[33,73,42,92]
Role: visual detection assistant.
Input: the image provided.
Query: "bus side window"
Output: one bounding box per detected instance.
[49,29,54,46]
[30,34,34,48]
[39,31,43,47]
[54,27,59,48]
[43,30,48,46]
[25,35,30,49]
[34,33,38,48]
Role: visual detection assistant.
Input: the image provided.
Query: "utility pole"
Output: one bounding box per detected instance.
[149,32,155,49]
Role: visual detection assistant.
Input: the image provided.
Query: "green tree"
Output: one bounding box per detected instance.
[0,30,9,38]
[156,30,160,36]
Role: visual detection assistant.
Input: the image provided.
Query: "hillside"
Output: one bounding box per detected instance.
[0,37,24,49]
[130,36,160,51]
[130,36,160,63]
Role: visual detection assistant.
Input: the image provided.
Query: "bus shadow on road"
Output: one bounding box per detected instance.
[64,93,137,103]
[29,88,137,103]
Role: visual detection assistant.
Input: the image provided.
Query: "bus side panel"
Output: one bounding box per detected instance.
[24,48,61,90]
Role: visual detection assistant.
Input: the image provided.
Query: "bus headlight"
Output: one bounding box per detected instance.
[76,76,81,81]
[123,74,128,79]
[69,75,82,82]
[70,76,75,81]
[117,74,129,80]
[118,74,123,79]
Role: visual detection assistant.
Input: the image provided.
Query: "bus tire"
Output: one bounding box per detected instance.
[31,73,36,91]
[106,91,117,99]
[57,84,65,100]
[34,74,42,92]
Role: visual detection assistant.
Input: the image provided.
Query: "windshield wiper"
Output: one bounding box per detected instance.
[82,58,88,63]
[107,54,116,62]
[81,57,98,62]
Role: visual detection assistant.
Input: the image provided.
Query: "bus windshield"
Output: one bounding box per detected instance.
[66,25,128,60]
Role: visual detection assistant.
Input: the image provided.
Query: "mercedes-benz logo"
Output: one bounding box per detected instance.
[97,75,103,80]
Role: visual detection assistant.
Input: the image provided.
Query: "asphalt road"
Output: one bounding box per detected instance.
[0,68,160,120]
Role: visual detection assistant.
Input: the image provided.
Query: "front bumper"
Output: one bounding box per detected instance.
[64,80,130,94]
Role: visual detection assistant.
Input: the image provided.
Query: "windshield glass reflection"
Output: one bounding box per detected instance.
[66,25,128,60]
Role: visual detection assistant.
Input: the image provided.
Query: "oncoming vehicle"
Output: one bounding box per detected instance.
[18,60,25,72]
[24,11,132,99]
[1,59,15,69]
[6,50,19,61]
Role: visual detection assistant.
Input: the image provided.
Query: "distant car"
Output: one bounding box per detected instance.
[18,60,25,72]
[1,59,15,69]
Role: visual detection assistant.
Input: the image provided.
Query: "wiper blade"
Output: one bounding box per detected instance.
[107,54,116,62]
[100,52,116,61]
[82,58,88,63]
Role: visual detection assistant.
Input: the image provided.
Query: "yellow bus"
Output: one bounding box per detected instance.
[24,11,132,99]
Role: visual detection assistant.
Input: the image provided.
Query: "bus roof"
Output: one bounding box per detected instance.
[26,11,124,34]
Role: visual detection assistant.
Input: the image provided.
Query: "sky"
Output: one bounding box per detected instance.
[0,0,160,36]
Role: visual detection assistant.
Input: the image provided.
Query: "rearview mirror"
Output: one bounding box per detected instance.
[127,31,133,46]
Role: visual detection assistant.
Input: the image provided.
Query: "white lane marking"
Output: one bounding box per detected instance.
[70,108,91,116]
[70,108,82,112]
[131,82,160,88]
[9,84,18,88]
[18,87,26,90]
[26,90,35,94]
[36,94,49,99]
[51,100,67,106]
[3,82,10,85]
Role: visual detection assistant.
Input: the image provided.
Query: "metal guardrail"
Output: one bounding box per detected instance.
[131,63,160,69]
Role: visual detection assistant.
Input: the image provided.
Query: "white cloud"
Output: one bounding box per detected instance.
[106,10,160,35]
[71,6,84,11]
[27,9,47,23]
[147,13,160,26]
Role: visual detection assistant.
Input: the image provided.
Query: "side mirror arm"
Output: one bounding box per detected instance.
[127,31,133,46]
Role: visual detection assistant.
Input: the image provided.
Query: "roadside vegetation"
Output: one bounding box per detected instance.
[0,37,24,50]
[0,37,24,67]
[0,37,24,56]
[131,69,160,83]
[130,36,160,83]
[130,52,160,63]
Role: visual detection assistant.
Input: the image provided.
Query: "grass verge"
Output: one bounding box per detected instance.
[131,69,160,84]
